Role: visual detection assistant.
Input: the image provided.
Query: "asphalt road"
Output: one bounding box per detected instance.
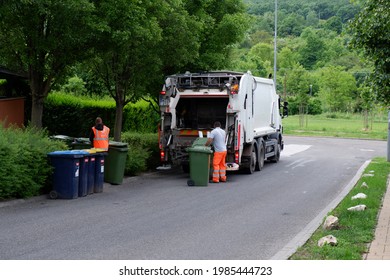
[0,136,387,260]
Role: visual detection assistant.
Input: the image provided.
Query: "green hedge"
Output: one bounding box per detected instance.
[0,125,67,199]
[43,92,160,137]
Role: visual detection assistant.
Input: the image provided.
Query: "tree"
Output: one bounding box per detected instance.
[306,10,319,27]
[279,13,305,37]
[315,66,357,112]
[0,0,96,128]
[248,43,273,66]
[278,47,299,74]
[358,80,377,130]
[284,63,312,96]
[298,28,326,70]
[91,0,165,141]
[183,0,249,71]
[324,16,343,34]
[349,0,390,105]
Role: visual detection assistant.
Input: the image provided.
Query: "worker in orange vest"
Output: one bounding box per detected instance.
[89,117,110,150]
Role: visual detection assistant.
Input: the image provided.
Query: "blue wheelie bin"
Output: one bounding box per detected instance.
[47,150,85,199]
[92,148,108,193]
[83,149,96,195]
[77,150,90,197]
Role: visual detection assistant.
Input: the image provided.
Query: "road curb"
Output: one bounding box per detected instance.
[0,175,143,209]
[0,194,47,209]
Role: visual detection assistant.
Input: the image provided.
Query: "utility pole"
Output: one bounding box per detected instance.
[388,111,390,161]
[273,0,277,88]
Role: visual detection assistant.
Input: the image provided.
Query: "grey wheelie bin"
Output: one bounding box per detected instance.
[71,137,92,150]
[49,135,75,149]
[104,141,128,185]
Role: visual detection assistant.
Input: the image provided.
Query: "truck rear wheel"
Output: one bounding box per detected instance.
[255,143,265,171]
[245,145,256,174]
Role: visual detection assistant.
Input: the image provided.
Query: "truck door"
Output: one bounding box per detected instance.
[244,76,254,142]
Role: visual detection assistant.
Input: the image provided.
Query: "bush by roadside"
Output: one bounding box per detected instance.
[121,132,159,176]
[0,125,67,200]
[0,125,159,200]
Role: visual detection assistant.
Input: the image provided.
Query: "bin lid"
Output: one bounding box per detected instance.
[108,141,129,151]
[187,146,212,154]
[50,135,74,141]
[74,137,91,144]
[109,141,128,147]
[48,150,88,158]
[90,148,108,155]
[83,149,97,154]
[192,137,208,147]
[92,148,107,153]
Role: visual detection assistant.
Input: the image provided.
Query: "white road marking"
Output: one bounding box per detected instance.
[286,158,316,169]
[360,149,375,152]
[281,144,312,157]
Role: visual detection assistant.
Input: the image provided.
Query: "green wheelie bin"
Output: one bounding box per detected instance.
[71,137,92,150]
[104,141,128,185]
[49,135,75,149]
[192,137,209,146]
[186,141,213,187]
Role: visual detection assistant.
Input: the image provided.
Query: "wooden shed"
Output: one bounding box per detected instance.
[0,66,29,128]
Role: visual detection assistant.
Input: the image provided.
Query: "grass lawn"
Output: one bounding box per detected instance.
[290,158,390,260]
[283,113,388,140]
[283,113,390,260]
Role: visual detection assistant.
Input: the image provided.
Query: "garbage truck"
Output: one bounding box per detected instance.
[158,71,288,174]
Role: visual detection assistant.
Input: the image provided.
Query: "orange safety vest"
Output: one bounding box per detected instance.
[92,125,110,150]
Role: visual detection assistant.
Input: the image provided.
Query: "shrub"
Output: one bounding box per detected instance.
[0,125,67,199]
[121,132,159,175]
[286,96,323,115]
[61,76,87,96]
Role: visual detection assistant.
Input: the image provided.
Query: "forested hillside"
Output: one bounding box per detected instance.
[1,0,384,132]
[230,0,374,115]
[246,0,359,23]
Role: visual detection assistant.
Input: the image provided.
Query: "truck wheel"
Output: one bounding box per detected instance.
[245,146,256,174]
[256,143,265,171]
[270,143,281,163]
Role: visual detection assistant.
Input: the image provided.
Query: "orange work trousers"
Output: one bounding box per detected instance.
[212,151,227,183]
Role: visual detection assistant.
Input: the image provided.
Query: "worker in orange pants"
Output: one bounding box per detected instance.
[212,151,227,183]
[205,121,227,183]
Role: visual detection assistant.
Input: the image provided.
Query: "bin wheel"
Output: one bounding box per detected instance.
[49,191,58,199]
[187,179,195,187]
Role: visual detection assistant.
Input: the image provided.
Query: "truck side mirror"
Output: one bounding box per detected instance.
[283,101,289,118]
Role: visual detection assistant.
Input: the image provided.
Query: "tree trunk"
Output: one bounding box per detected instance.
[114,102,124,141]
[30,94,45,128]
[363,109,369,131]
[29,69,52,129]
